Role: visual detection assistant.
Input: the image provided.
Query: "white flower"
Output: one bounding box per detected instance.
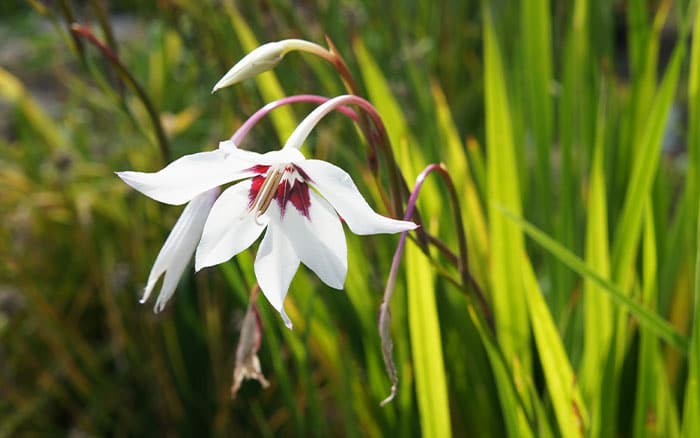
[118,142,416,327]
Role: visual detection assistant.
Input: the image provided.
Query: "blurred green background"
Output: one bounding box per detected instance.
[2,0,700,437]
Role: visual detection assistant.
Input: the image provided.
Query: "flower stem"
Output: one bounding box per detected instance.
[70,23,171,163]
[313,39,432,245]
[284,94,407,218]
[231,95,359,145]
[323,36,381,172]
[378,163,491,405]
[57,0,86,63]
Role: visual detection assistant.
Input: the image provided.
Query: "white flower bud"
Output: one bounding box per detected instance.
[212,39,331,93]
[212,41,286,92]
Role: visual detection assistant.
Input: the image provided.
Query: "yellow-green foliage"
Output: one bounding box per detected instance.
[2,1,700,436]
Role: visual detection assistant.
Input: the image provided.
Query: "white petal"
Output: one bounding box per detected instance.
[218,140,239,153]
[218,143,305,166]
[299,159,418,235]
[142,188,219,312]
[254,218,301,329]
[278,190,347,289]
[195,180,267,271]
[255,147,306,165]
[117,149,257,205]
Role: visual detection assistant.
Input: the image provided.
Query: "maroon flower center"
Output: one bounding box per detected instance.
[248,164,312,219]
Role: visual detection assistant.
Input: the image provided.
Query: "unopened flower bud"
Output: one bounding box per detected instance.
[213,42,286,92]
[231,303,269,398]
[212,39,332,93]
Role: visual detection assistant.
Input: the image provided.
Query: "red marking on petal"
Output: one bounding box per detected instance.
[274,180,311,219]
[289,182,311,218]
[293,164,312,182]
[275,180,290,216]
[247,164,270,175]
[248,175,265,208]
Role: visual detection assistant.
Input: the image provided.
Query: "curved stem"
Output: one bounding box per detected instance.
[425,165,490,323]
[376,164,535,427]
[281,39,336,63]
[323,36,381,171]
[388,164,490,321]
[70,24,170,163]
[379,163,490,405]
[227,95,411,231]
[283,94,405,218]
[231,95,358,146]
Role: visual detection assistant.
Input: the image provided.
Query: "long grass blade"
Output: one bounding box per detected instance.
[499,206,688,353]
[522,257,588,437]
[578,85,612,437]
[482,4,533,436]
[406,240,452,438]
[681,203,700,436]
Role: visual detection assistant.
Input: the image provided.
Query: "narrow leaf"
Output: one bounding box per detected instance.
[499,206,688,353]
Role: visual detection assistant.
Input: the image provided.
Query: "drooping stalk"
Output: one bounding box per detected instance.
[379,163,492,406]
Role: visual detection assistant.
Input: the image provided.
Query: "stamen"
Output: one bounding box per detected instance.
[249,167,284,218]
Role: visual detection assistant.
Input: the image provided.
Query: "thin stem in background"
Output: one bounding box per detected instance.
[70,24,171,163]
[57,0,86,64]
[87,0,125,96]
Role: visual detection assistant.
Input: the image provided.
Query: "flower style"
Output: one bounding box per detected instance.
[119,141,416,327]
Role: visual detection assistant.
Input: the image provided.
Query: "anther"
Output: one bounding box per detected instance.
[249,167,284,218]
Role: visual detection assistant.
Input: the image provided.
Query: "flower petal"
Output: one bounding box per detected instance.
[255,147,306,165]
[218,140,239,153]
[254,215,300,329]
[299,159,418,235]
[195,180,267,271]
[218,142,305,166]
[278,190,347,289]
[117,150,257,205]
[142,187,219,312]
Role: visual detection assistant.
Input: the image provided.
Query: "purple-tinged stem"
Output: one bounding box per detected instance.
[231,95,359,145]
[323,36,380,171]
[284,95,384,152]
[378,163,490,406]
[70,24,170,163]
